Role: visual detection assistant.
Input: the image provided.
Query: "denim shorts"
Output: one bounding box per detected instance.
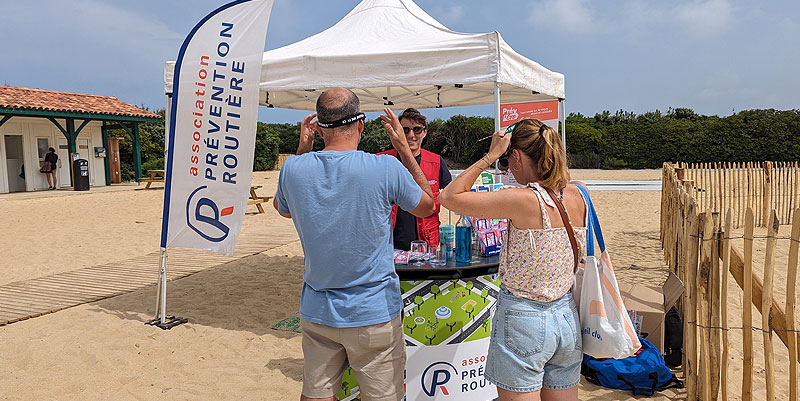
[484,287,582,393]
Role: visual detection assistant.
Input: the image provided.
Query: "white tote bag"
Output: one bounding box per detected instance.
[574,184,641,359]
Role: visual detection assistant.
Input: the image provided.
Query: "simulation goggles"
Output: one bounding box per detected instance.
[497,122,518,172]
[316,112,366,128]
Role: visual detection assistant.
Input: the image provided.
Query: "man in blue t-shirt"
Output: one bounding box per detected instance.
[274,87,434,401]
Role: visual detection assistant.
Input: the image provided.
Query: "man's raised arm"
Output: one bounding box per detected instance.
[380,108,434,217]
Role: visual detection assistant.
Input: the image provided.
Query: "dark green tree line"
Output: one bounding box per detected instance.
[114,107,800,180]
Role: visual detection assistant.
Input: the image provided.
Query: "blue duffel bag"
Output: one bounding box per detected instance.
[581,337,685,396]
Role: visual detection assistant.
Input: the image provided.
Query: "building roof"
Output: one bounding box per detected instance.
[0,86,160,120]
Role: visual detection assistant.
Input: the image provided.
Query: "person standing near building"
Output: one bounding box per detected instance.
[274,88,435,401]
[378,108,451,251]
[42,147,58,190]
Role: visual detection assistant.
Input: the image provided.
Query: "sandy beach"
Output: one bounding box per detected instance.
[0,169,791,400]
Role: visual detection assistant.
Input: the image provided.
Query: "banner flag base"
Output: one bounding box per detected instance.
[148,247,187,330]
[145,315,188,330]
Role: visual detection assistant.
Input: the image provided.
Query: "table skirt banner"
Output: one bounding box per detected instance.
[337,274,501,401]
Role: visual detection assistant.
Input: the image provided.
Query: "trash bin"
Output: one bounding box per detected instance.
[73,159,89,191]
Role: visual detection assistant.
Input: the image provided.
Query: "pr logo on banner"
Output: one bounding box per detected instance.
[186,186,234,242]
[421,362,458,396]
[407,342,495,400]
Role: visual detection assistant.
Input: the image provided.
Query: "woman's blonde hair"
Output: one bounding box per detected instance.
[509,118,570,190]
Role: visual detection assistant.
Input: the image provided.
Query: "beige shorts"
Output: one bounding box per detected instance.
[300,315,406,401]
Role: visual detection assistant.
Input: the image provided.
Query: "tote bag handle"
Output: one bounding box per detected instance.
[574,183,606,256]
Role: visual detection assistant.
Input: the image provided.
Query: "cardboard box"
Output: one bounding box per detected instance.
[618,271,684,354]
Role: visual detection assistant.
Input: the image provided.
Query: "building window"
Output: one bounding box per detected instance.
[37,138,50,160]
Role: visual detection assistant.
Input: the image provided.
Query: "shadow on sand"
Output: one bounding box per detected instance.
[87,253,306,337]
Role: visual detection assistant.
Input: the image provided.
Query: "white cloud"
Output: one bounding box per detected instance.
[525,0,734,38]
[528,0,598,35]
[0,0,181,63]
[429,5,465,27]
[677,0,733,37]
[620,0,667,32]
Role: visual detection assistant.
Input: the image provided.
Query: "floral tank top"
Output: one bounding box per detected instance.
[499,183,587,302]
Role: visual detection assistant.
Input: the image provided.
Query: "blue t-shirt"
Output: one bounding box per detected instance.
[275,150,422,328]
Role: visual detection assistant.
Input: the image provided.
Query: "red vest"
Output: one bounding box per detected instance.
[377,148,442,249]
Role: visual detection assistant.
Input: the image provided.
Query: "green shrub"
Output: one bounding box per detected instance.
[438,115,494,165]
[568,153,602,169]
[424,118,447,155]
[602,157,628,169]
[142,157,164,173]
[271,123,301,153]
[254,123,281,170]
[358,118,392,154]
[109,106,800,178]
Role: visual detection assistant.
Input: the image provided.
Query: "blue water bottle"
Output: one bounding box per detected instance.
[455,214,472,263]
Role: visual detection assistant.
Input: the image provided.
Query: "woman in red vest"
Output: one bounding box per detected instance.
[378,108,452,251]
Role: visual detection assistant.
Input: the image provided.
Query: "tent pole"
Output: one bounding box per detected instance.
[560,99,566,151]
[493,82,501,132]
[492,82,501,173]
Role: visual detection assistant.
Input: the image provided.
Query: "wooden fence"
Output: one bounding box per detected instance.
[673,162,800,228]
[662,162,799,401]
[273,153,292,170]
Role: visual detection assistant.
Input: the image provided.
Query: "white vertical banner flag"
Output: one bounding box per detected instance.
[161,0,273,256]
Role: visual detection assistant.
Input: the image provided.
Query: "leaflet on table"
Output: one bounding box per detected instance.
[394,249,435,264]
[468,217,507,257]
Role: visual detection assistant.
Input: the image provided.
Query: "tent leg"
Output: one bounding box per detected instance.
[145,247,187,330]
[493,82,501,132]
[493,82,502,173]
[560,99,567,151]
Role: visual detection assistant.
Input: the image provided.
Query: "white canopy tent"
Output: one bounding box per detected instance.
[165,0,566,133]
[155,0,567,328]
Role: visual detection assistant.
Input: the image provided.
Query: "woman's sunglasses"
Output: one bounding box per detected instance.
[402,126,425,135]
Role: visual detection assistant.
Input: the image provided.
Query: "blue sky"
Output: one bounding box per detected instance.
[1,0,798,123]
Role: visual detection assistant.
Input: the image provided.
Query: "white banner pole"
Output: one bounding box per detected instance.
[152,0,273,329]
[152,95,171,323]
[159,247,168,325]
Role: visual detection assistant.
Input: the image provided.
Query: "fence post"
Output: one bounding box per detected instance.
[743,208,755,401]
[711,212,722,400]
[792,162,800,222]
[700,212,714,401]
[686,209,702,400]
[739,162,744,228]
[787,209,799,401]
[763,162,772,227]
[721,209,732,401]
[762,210,779,401]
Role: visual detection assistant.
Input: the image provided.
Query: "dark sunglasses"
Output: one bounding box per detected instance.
[497,122,518,172]
[402,126,425,135]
